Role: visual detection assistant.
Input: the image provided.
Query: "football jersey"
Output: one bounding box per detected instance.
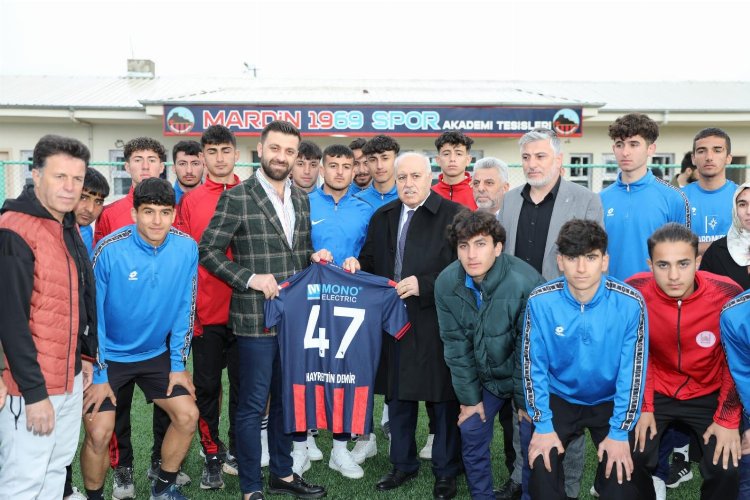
[265,262,410,435]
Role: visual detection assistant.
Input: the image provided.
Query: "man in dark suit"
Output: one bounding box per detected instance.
[346,152,463,500]
[199,121,331,500]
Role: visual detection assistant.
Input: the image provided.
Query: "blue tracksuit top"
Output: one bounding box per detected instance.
[309,188,374,265]
[522,276,648,441]
[720,290,750,420]
[92,224,198,384]
[354,184,398,210]
[682,180,736,243]
[600,170,691,280]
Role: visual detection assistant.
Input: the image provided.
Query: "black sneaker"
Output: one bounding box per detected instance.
[112,466,135,500]
[148,460,192,487]
[666,454,693,488]
[222,451,239,476]
[201,456,225,490]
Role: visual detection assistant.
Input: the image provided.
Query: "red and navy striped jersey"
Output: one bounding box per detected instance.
[265,262,410,435]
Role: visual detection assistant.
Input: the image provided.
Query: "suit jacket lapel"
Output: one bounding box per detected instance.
[545,179,570,258]
[506,189,524,253]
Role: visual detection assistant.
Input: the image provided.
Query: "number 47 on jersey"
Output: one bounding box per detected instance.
[304,305,365,359]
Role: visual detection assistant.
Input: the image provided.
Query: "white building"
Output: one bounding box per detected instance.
[2,61,749,202]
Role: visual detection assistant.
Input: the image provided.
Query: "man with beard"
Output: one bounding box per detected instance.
[350,138,372,193]
[471,157,510,218]
[200,120,331,500]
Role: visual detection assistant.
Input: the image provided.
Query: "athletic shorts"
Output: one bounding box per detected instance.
[87,351,190,413]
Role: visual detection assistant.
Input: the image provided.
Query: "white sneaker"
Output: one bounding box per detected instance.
[589,485,599,498]
[306,433,323,461]
[291,448,311,475]
[350,433,377,464]
[419,433,434,460]
[329,447,364,479]
[261,429,270,467]
[653,476,667,500]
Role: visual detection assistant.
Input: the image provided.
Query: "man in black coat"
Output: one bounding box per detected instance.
[347,151,463,500]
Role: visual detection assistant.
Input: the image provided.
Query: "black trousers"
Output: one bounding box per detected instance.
[499,397,516,476]
[633,392,739,500]
[530,395,653,500]
[109,381,171,467]
[389,396,461,477]
[193,324,239,457]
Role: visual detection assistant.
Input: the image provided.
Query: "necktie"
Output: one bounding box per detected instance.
[394,209,414,281]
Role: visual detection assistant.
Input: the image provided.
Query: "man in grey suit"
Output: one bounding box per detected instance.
[498,128,602,500]
[500,128,603,281]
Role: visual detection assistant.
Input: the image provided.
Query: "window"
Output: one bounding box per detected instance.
[601,153,619,189]
[650,153,674,181]
[109,149,130,196]
[20,149,34,186]
[568,154,592,188]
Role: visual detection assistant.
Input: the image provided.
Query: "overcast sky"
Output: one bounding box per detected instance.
[2,0,748,82]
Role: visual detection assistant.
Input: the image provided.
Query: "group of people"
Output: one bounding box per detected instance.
[1,111,750,500]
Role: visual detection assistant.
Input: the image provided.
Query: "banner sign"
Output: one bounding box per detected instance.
[164,105,582,138]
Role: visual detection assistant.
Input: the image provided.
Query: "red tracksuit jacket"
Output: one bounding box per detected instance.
[431,172,477,210]
[627,270,742,428]
[176,175,240,335]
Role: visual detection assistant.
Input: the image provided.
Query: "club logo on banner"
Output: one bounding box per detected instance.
[163,105,584,138]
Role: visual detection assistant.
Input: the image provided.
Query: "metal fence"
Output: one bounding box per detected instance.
[1,161,748,206]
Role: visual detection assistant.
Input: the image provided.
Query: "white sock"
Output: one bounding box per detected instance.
[293,440,307,452]
[674,444,689,461]
[332,439,347,451]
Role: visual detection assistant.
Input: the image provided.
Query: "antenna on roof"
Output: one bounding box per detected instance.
[243,62,259,78]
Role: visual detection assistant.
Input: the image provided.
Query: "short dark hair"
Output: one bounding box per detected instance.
[133,177,175,209]
[201,125,236,148]
[608,113,659,144]
[693,127,732,155]
[680,152,694,173]
[322,144,354,161]
[83,167,110,198]
[647,223,698,259]
[260,120,302,143]
[435,130,474,152]
[124,137,167,162]
[349,138,367,151]
[298,140,323,161]
[362,135,400,156]
[32,134,90,170]
[556,219,608,257]
[173,140,202,161]
[447,210,505,248]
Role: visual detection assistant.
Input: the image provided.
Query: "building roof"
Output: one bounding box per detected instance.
[1,75,749,112]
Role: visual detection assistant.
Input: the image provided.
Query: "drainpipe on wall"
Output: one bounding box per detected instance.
[68,107,94,151]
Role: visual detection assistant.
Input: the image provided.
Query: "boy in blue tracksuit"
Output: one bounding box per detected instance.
[80,178,199,500]
[521,219,653,500]
[600,113,691,280]
[309,145,374,265]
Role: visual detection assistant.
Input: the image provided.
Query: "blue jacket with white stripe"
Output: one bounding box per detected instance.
[522,275,648,441]
[92,224,198,383]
